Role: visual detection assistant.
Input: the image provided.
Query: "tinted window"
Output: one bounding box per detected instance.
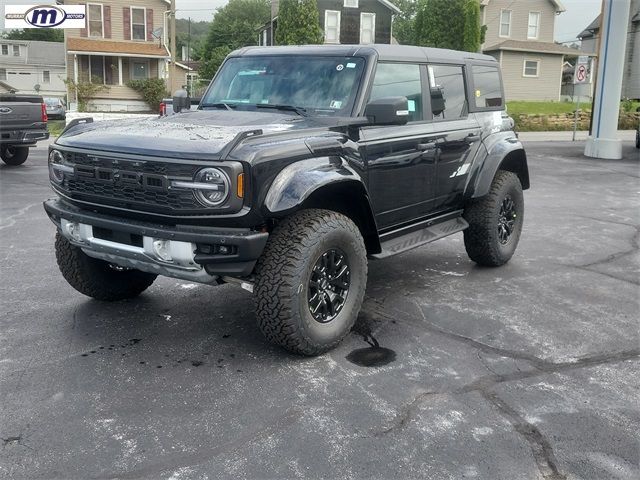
[471,65,503,109]
[427,64,467,120]
[369,63,422,122]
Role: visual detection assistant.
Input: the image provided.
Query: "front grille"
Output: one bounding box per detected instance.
[57,150,207,214]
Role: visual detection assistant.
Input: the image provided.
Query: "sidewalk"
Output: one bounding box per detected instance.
[517,130,636,142]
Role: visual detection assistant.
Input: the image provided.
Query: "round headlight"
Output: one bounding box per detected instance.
[48,150,65,184]
[194,167,230,207]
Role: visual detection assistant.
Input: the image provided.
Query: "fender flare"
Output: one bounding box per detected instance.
[466,132,530,199]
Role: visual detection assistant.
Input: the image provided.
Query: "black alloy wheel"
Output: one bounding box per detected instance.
[497,195,517,245]
[308,248,351,323]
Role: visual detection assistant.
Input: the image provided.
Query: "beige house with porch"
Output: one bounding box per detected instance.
[63,0,171,112]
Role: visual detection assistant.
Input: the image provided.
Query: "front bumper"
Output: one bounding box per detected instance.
[44,199,268,282]
[0,128,49,146]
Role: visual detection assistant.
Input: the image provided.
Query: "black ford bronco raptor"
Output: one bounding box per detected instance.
[44,45,529,355]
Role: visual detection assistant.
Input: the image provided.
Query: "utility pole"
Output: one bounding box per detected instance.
[169,0,176,94]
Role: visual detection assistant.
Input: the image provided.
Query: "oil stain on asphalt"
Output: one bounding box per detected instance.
[347,319,396,367]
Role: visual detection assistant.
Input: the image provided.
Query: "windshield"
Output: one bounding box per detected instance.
[201,56,366,116]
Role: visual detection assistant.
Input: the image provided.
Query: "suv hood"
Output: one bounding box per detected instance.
[55,110,314,159]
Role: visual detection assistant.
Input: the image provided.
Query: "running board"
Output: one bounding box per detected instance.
[372,216,469,259]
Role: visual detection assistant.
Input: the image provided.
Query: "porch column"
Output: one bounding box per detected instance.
[73,54,78,83]
[118,57,123,86]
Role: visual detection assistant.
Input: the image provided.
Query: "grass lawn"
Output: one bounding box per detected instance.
[47,120,66,137]
[506,101,581,116]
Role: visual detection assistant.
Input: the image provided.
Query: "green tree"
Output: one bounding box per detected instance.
[199,0,270,80]
[1,28,63,42]
[276,0,323,45]
[414,0,481,52]
[392,0,418,45]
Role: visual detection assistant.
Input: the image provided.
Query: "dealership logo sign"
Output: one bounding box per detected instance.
[4,4,86,28]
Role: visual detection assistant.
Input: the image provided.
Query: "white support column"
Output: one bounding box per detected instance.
[118,56,123,86]
[73,54,78,83]
[584,0,631,160]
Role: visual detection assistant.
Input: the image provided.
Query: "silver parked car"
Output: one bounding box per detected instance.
[44,97,66,120]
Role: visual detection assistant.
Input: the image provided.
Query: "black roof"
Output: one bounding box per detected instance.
[231,44,498,64]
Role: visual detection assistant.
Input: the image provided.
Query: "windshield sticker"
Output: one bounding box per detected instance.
[330,100,343,109]
[407,100,416,112]
[346,63,356,69]
[336,64,344,71]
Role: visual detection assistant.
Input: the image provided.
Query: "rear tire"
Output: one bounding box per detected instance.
[463,170,524,266]
[254,209,368,356]
[55,232,157,301]
[1,145,29,166]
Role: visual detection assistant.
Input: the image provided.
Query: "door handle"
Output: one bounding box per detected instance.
[417,141,437,151]
[465,133,481,143]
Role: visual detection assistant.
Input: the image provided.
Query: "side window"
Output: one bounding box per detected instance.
[471,65,503,109]
[369,63,422,122]
[427,64,467,120]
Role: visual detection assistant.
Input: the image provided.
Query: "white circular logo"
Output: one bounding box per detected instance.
[336,64,344,71]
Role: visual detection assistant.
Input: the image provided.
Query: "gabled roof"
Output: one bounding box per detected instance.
[378,0,401,14]
[578,15,601,39]
[23,40,65,66]
[67,38,170,57]
[484,40,581,56]
[480,0,565,13]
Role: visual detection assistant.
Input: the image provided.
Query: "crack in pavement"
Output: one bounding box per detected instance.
[365,303,639,480]
[0,202,42,230]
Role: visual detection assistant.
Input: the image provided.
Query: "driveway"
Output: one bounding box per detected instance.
[0,140,638,479]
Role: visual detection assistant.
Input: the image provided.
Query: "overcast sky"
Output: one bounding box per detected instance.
[1,0,602,42]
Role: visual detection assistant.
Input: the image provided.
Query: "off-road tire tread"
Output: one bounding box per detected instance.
[463,170,523,267]
[254,209,367,356]
[55,232,156,301]
[1,145,29,166]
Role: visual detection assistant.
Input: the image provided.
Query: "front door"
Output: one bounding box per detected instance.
[360,62,437,230]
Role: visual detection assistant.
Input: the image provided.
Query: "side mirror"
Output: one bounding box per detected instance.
[430,87,445,117]
[364,96,410,125]
[172,88,190,113]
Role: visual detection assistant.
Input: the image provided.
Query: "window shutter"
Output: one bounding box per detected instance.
[123,7,131,40]
[104,6,111,39]
[80,3,87,37]
[147,9,154,41]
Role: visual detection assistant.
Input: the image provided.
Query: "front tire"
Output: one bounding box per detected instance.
[254,209,368,356]
[55,232,157,301]
[1,145,29,166]
[463,170,524,266]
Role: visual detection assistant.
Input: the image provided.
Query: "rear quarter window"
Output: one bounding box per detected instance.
[470,65,504,110]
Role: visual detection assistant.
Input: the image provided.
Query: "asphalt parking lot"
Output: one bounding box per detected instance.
[1,139,638,480]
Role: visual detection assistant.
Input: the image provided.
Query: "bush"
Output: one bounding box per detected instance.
[64,79,108,112]
[127,78,168,112]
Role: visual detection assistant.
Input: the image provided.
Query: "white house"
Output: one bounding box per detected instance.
[0,40,66,99]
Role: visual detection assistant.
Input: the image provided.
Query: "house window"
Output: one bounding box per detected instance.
[528,12,540,39]
[344,0,358,7]
[324,10,341,44]
[1,45,7,55]
[43,70,50,84]
[131,60,149,80]
[13,45,20,56]
[499,10,511,37]
[428,64,467,120]
[88,3,104,38]
[0,68,6,81]
[523,60,539,77]
[360,13,375,44]
[370,63,422,122]
[131,7,146,41]
[90,56,105,83]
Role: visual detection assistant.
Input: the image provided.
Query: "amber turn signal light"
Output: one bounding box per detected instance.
[237,173,245,198]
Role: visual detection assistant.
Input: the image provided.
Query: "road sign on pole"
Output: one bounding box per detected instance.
[574,56,591,84]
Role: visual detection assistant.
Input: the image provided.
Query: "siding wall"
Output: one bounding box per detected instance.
[622,1,640,99]
[482,0,557,48]
[63,0,166,42]
[500,51,562,101]
[317,0,393,44]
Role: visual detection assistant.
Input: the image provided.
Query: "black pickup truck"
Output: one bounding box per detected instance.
[44,45,529,355]
[0,94,49,165]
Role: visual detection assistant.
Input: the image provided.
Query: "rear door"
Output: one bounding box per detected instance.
[360,62,439,230]
[425,64,481,212]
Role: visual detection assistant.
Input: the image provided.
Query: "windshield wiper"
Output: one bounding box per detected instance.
[255,104,309,117]
[200,102,235,110]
